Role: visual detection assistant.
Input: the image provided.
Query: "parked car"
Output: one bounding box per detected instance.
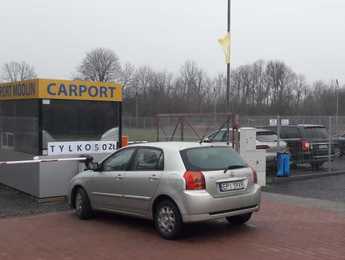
[69,142,261,239]
[264,125,336,169]
[100,127,119,141]
[203,128,288,168]
[333,134,345,156]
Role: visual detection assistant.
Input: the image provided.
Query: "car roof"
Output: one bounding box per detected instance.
[216,128,274,133]
[129,141,220,151]
[256,128,276,132]
[263,124,325,128]
[296,124,325,128]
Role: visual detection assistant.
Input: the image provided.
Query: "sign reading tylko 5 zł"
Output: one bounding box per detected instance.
[48,141,117,155]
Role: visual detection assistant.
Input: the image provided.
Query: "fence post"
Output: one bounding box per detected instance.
[156,116,160,142]
[328,116,332,173]
[180,117,184,141]
[277,115,281,149]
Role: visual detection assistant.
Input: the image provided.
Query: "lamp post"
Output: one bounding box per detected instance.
[226,0,231,145]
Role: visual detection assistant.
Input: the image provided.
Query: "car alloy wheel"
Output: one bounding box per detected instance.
[157,206,176,234]
[154,200,182,240]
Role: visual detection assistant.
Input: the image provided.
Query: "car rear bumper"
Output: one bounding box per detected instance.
[181,185,261,223]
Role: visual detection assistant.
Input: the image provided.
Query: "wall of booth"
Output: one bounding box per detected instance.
[0,79,122,198]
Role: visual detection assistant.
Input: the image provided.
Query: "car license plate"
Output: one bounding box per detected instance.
[319,144,328,149]
[219,180,246,192]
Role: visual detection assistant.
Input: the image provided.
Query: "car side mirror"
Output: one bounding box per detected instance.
[90,162,101,171]
[203,137,211,143]
[83,155,101,171]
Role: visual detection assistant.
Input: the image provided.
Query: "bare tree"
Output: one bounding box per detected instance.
[2,61,37,82]
[78,48,121,82]
[119,62,136,90]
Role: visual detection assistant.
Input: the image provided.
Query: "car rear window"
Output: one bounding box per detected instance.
[280,127,301,138]
[180,146,247,171]
[256,131,278,142]
[303,127,328,139]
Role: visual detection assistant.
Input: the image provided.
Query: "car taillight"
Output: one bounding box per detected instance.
[301,140,310,152]
[250,167,258,184]
[183,171,206,190]
[256,145,270,150]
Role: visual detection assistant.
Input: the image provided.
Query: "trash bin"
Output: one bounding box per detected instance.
[276,152,291,177]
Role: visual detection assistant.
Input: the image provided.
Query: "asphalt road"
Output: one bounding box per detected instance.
[267,173,345,202]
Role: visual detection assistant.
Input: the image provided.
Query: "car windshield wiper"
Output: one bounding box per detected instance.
[224,165,246,173]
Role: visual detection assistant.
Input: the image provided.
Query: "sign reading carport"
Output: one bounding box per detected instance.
[0,79,122,102]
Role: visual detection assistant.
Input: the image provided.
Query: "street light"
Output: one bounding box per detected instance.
[226,0,231,145]
[217,0,232,145]
[227,0,231,114]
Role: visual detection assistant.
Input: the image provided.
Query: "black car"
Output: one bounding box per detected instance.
[333,134,345,156]
[264,125,335,169]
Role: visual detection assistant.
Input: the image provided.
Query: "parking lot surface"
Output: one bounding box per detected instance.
[267,173,345,202]
[0,194,344,260]
[0,184,68,218]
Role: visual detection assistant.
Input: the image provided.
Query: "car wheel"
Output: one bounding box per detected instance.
[226,213,252,226]
[74,188,93,220]
[154,200,183,240]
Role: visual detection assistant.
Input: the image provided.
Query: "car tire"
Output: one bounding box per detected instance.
[74,188,93,220]
[154,200,183,240]
[226,213,252,226]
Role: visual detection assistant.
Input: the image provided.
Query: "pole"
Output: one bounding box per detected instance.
[336,79,339,135]
[226,0,231,145]
[328,116,332,173]
[135,88,138,128]
[214,88,217,124]
[277,115,281,149]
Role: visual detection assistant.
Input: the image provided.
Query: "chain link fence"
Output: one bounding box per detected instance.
[123,115,345,176]
[123,114,237,142]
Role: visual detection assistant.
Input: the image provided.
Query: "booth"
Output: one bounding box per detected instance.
[0,79,122,199]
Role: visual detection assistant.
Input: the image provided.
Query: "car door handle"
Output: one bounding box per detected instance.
[149,174,160,181]
[115,174,123,181]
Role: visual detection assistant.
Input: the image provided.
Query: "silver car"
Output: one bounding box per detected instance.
[204,128,288,168]
[68,142,261,239]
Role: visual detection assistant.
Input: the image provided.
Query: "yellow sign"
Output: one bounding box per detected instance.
[0,79,39,100]
[0,79,122,102]
[218,33,231,64]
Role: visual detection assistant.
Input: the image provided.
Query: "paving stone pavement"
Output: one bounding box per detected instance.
[0,194,344,260]
[0,184,68,218]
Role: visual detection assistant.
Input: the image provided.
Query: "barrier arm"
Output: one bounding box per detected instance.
[0,156,91,167]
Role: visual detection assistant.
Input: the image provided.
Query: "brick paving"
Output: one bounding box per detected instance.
[0,195,344,260]
[0,184,68,218]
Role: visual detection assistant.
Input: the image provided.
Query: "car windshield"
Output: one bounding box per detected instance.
[256,131,278,142]
[180,146,247,171]
[303,127,328,139]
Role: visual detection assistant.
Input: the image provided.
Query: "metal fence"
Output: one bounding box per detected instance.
[123,115,345,137]
[123,115,345,176]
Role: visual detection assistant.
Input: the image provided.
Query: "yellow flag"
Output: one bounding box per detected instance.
[218,33,231,64]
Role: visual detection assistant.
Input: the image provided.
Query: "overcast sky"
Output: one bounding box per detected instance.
[1,0,345,83]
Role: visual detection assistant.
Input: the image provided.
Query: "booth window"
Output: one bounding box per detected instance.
[42,100,120,150]
[0,100,40,155]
